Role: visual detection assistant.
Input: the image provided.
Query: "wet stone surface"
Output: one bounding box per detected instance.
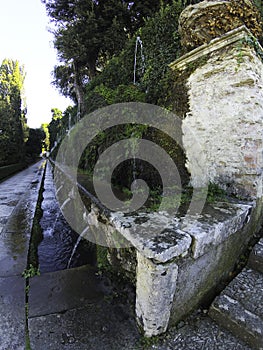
[28,264,140,350]
[28,265,105,317]
[29,306,253,350]
[0,276,26,350]
[0,161,45,277]
[29,302,140,350]
[0,161,45,349]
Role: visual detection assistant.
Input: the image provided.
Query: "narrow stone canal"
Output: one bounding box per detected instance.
[37,162,96,273]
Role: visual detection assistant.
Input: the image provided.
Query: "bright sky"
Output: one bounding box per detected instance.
[0,0,72,128]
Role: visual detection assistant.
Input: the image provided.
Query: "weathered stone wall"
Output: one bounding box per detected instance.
[179,28,263,199]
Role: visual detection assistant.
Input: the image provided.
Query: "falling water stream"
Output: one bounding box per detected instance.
[66,226,90,269]
[133,36,145,85]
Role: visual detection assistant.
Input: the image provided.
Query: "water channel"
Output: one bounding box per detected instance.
[37,161,96,273]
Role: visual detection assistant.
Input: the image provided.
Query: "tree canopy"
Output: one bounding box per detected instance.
[42,0,175,117]
[0,59,28,166]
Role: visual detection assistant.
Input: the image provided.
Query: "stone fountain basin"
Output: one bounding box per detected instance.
[52,160,258,336]
[87,198,254,336]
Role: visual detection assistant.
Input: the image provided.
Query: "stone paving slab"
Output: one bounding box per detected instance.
[210,294,263,349]
[28,309,252,350]
[28,265,105,318]
[0,236,29,278]
[0,275,26,350]
[0,161,46,349]
[0,205,15,218]
[0,161,45,277]
[28,263,252,350]
[209,268,263,349]
[149,315,252,350]
[29,301,140,350]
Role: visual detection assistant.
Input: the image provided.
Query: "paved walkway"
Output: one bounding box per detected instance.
[0,161,45,349]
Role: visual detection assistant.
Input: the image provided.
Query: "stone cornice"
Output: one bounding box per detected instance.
[170,25,263,71]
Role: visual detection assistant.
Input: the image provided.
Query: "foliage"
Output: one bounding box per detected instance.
[0,59,27,166]
[25,128,45,161]
[48,105,77,150]
[48,107,63,148]
[41,123,50,151]
[22,264,40,278]
[52,64,76,100]
[49,1,189,193]
[42,0,173,79]
[96,245,111,272]
[206,182,227,203]
[139,1,183,105]
[78,123,148,177]
[43,0,127,77]
[42,0,178,117]
[85,83,146,113]
[81,1,183,111]
[255,0,263,41]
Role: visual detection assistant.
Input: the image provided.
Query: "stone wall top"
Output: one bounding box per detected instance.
[170,26,263,72]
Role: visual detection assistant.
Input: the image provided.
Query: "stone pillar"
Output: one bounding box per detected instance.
[170,26,263,200]
[135,252,178,337]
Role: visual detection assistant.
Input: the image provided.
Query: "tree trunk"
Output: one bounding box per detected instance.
[72,61,85,120]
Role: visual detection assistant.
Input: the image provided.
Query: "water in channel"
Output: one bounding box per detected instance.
[37,161,96,273]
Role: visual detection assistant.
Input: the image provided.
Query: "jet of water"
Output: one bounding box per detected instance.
[133,36,145,85]
[67,226,90,269]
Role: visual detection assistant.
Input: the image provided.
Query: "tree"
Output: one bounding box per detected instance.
[0,59,27,165]
[83,1,184,109]
[41,123,50,152]
[48,108,63,148]
[42,0,174,117]
[25,128,45,162]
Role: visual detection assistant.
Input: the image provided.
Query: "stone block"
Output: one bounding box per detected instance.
[209,268,263,349]
[182,202,252,259]
[248,238,263,273]
[135,252,178,337]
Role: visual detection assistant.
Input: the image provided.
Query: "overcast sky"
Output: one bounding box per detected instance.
[0,0,72,128]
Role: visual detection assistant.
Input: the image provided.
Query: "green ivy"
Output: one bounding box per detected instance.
[22,264,40,279]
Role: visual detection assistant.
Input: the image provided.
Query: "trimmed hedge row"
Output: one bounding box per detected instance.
[0,163,26,182]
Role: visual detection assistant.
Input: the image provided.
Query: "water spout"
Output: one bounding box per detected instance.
[132,156,136,183]
[67,226,90,269]
[133,36,145,85]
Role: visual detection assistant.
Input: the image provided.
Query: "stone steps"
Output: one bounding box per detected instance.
[248,238,263,274]
[209,266,263,349]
